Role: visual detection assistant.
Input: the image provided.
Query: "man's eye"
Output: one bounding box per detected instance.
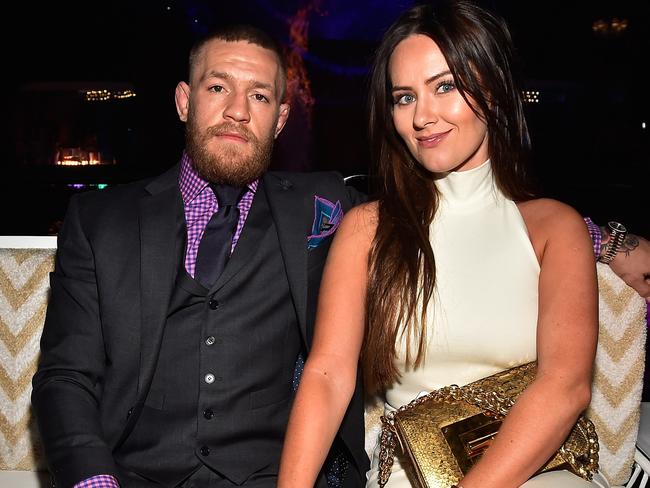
[209,85,224,93]
[254,93,269,102]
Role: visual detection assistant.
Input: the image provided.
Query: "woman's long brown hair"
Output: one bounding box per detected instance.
[362,0,537,395]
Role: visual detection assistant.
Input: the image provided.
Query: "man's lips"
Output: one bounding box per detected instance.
[215,132,249,143]
[416,129,452,148]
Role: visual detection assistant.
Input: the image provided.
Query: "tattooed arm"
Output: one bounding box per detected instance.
[601,226,650,300]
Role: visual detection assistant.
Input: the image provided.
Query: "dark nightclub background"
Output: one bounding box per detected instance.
[2,0,648,236]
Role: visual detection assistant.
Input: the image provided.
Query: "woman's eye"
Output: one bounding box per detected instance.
[437,81,455,93]
[395,94,415,105]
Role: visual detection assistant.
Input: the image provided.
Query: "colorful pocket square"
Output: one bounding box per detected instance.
[307,196,344,249]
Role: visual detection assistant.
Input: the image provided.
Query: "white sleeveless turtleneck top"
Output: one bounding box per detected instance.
[367,161,606,488]
[386,159,540,409]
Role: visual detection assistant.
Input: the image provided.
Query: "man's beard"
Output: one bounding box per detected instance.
[185,110,275,186]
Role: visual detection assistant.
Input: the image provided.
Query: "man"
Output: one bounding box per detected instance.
[32,25,367,488]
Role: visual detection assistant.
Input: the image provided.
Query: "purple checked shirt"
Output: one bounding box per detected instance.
[74,474,119,488]
[179,152,258,277]
[584,217,602,259]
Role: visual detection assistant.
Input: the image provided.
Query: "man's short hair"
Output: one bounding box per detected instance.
[189,24,288,101]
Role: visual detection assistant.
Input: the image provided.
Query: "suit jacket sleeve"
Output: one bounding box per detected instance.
[32,194,120,488]
[345,183,368,208]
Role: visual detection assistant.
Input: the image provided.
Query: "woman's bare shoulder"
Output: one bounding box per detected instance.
[341,201,379,240]
[517,198,589,259]
[517,198,584,231]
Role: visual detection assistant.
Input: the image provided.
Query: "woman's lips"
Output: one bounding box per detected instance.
[416,129,452,148]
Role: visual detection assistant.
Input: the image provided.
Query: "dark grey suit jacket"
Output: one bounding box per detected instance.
[32,163,369,487]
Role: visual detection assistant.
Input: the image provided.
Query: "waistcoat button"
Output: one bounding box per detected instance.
[208,299,220,310]
[200,445,210,456]
[203,408,214,419]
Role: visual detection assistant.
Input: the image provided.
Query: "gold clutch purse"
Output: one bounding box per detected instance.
[378,362,599,488]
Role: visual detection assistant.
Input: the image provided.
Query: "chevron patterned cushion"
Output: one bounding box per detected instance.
[586,263,647,486]
[0,244,55,472]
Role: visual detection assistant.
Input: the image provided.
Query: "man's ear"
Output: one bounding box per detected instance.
[274,103,291,139]
[175,81,191,122]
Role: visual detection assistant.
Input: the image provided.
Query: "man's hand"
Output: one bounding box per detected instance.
[608,233,650,301]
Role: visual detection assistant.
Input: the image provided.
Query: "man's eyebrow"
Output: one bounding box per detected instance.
[250,80,274,92]
[391,70,452,92]
[204,71,275,93]
[204,71,233,83]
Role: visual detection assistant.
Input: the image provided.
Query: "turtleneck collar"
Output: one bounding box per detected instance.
[434,159,496,212]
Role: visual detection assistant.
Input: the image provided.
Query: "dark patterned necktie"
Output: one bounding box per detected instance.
[194,184,245,288]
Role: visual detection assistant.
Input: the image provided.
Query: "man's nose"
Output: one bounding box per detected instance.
[223,92,251,123]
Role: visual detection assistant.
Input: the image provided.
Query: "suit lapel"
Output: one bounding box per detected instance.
[137,166,185,399]
[263,173,311,345]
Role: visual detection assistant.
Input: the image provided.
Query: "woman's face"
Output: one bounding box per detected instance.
[389,34,489,173]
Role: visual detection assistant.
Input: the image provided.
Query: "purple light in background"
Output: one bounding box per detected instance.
[66,183,108,189]
[252,0,413,41]
[309,0,413,41]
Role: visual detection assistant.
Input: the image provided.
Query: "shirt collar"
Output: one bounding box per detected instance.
[179,151,258,206]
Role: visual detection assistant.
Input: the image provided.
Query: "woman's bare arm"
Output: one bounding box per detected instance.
[277,203,377,487]
[459,199,598,488]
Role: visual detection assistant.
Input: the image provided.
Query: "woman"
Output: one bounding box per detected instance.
[278,1,601,487]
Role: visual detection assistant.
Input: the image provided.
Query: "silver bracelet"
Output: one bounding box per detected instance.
[598,221,627,264]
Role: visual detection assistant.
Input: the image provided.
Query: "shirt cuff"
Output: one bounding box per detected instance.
[584,217,602,259]
[73,474,120,488]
